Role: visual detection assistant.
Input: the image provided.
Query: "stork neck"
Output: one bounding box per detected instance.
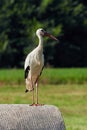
[38,35,43,50]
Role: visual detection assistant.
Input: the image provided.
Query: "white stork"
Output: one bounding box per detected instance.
[24,28,58,106]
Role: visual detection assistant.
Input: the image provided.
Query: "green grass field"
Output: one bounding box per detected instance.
[0,68,87,84]
[0,68,87,130]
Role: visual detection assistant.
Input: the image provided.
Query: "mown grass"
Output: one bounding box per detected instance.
[0,68,87,130]
[0,84,87,130]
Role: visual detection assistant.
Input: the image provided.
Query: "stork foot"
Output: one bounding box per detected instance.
[30,103,35,106]
[30,103,44,106]
[35,104,44,106]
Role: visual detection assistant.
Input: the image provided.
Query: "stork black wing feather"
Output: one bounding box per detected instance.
[25,66,30,79]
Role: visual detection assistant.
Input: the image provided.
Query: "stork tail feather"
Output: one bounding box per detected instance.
[25,89,29,93]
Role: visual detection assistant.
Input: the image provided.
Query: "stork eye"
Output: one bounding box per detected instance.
[41,29,44,32]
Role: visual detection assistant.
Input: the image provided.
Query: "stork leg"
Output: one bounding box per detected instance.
[31,77,44,106]
[35,81,44,106]
[32,89,35,105]
[30,77,35,106]
[36,81,38,104]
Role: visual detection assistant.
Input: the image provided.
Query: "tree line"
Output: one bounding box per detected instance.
[0,0,87,68]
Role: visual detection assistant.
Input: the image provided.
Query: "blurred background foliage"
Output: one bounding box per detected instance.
[0,0,87,68]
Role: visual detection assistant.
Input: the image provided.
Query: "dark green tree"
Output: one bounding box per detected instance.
[0,0,87,67]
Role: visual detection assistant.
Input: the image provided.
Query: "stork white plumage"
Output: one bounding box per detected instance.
[24,28,58,106]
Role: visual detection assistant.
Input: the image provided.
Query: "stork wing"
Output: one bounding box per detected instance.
[24,54,31,79]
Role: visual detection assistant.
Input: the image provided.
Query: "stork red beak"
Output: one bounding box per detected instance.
[44,32,58,41]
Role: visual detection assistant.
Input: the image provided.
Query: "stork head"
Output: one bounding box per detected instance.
[36,28,58,41]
